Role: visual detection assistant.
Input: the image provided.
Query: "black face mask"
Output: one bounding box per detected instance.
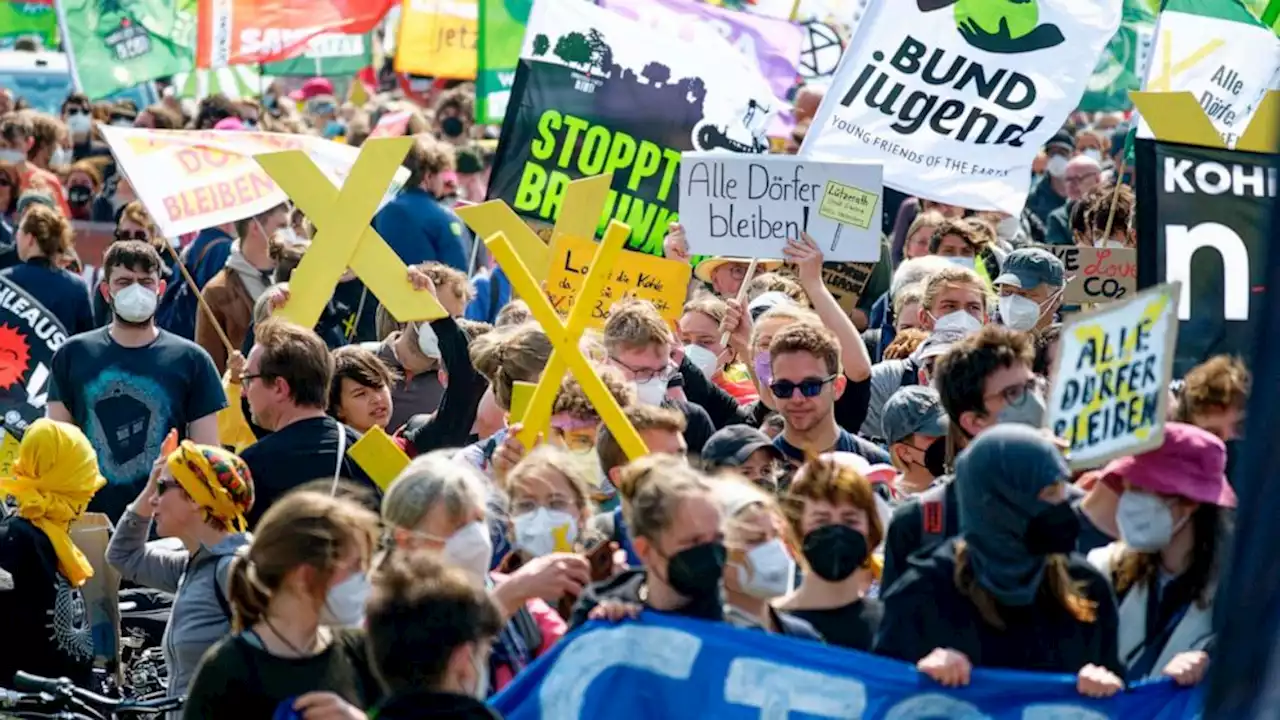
[664,541,726,599]
[923,435,948,478]
[1023,502,1080,556]
[802,525,868,582]
[67,185,93,206]
[441,116,466,138]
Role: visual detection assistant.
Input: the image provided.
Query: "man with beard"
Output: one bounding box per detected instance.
[47,241,225,520]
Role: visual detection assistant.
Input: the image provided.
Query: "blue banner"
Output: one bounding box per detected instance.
[491,613,1204,719]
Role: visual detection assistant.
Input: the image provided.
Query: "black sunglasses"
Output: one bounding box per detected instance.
[769,375,836,399]
[156,478,183,496]
[114,229,149,242]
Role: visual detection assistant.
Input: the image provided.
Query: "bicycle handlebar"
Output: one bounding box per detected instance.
[7,673,183,716]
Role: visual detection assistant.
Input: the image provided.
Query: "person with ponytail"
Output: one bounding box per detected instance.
[874,425,1124,698]
[106,440,255,702]
[183,490,382,720]
[775,456,885,650]
[0,419,105,687]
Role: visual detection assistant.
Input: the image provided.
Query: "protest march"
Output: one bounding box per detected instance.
[1,0,1279,717]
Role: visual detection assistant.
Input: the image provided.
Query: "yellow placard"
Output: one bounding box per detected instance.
[254,137,447,329]
[1131,90,1280,153]
[394,0,478,79]
[509,381,537,425]
[0,430,19,478]
[547,234,691,329]
[348,426,412,492]
[819,181,878,230]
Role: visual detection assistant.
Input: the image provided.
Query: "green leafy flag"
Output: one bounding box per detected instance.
[1080,0,1157,112]
[476,0,533,124]
[263,32,373,77]
[57,0,196,100]
[0,0,59,49]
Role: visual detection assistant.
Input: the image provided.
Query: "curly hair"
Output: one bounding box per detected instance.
[883,327,928,360]
[1178,355,1250,421]
[552,364,635,419]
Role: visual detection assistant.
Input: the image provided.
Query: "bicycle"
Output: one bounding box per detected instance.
[0,672,182,719]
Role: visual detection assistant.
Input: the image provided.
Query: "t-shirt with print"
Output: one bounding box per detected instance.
[773,427,892,466]
[48,328,227,520]
[0,516,94,687]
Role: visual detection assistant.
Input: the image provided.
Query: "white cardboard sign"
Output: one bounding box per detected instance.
[678,153,883,262]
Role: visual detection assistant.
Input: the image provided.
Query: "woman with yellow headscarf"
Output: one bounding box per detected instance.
[0,419,105,688]
[105,440,255,705]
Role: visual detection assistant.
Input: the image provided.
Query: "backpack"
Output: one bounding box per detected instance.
[157,236,233,340]
[919,483,949,549]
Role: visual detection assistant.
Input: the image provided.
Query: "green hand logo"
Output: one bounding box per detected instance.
[918,0,1065,54]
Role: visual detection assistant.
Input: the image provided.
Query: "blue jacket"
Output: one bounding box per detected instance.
[465,267,512,324]
[372,188,469,271]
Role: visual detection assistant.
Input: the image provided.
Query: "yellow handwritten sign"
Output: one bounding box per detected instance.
[254,137,447,329]
[819,181,877,230]
[1131,90,1280,153]
[547,235,691,329]
[0,430,19,478]
[348,426,412,492]
[1044,283,1181,471]
[395,0,478,79]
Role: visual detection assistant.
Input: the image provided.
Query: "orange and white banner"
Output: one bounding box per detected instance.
[196,0,395,68]
[99,127,408,237]
[394,0,478,79]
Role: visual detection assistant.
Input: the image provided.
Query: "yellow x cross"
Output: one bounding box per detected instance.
[1130,91,1280,153]
[254,136,447,328]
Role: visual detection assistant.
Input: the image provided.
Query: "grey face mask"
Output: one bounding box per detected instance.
[997,390,1046,428]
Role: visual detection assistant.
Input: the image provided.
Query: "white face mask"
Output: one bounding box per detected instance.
[319,571,370,627]
[0,149,25,164]
[443,520,493,583]
[1116,490,1187,552]
[1081,149,1103,163]
[998,294,1043,332]
[467,642,490,700]
[930,309,983,336]
[416,321,441,358]
[111,283,159,324]
[1046,155,1069,178]
[67,113,92,135]
[996,216,1021,240]
[513,507,578,558]
[51,147,72,166]
[684,344,720,380]
[634,377,668,406]
[944,255,976,271]
[1093,237,1127,249]
[735,538,794,600]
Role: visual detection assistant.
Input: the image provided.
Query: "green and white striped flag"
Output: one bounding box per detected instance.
[1136,0,1280,147]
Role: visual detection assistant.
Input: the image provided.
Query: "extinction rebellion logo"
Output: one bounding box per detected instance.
[920,0,1064,54]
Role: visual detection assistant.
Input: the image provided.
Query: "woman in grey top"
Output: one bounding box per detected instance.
[106,441,254,708]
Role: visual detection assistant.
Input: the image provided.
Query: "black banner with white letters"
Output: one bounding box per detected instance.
[0,275,68,438]
[1136,139,1276,377]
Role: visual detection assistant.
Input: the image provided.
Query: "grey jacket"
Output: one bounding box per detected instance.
[105,508,251,705]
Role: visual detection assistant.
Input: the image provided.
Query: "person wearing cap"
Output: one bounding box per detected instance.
[701,424,784,491]
[1026,128,1075,225]
[1086,423,1235,687]
[882,386,948,497]
[994,247,1066,333]
[106,441,255,700]
[661,222,781,299]
[875,425,1124,696]
[1045,154,1102,246]
[289,77,336,104]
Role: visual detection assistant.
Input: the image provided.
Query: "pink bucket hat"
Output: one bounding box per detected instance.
[1101,422,1236,507]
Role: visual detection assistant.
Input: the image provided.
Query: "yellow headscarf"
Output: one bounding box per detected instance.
[167,441,254,533]
[0,419,106,587]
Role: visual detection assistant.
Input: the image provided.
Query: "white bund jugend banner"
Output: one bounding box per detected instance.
[801,0,1123,214]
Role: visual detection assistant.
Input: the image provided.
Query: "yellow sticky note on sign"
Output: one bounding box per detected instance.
[819,181,878,230]
[348,426,411,492]
[546,235,692,329]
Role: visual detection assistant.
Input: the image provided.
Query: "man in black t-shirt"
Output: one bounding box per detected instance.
[48,241,226,520]
[240,317,377,527]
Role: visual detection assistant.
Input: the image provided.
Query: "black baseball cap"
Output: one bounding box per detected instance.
[701,425,783,468]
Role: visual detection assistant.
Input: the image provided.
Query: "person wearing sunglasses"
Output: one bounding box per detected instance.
[767,323,891,469]
[107,441,254,704]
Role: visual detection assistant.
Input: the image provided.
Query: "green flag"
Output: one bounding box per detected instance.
[1080,0,1157,112]
[0,0,58,50]
[263,32,373,77]
[57,0,196,100]
[476,0,533,124]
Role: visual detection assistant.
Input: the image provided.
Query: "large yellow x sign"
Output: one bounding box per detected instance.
[487,221,649,461]
[254,136,447,328]
[1130,91,1280,153]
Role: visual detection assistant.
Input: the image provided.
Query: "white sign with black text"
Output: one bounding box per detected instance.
[678,153,883,262]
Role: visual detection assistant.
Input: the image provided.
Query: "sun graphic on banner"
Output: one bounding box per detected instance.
[0,325,31,391]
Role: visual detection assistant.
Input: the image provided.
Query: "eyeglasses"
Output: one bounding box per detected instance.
[155,478,183,496]
[769,375,837,399]
[66,108,88,117]
[241,373,269,386]
[985,376,1046,407]
[611,356,676,384]
[114,229,149,242]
